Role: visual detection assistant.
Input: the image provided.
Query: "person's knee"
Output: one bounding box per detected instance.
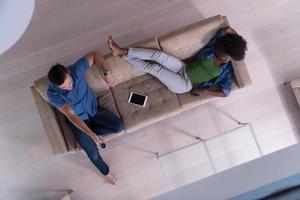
[169,84,192,94]
[114,120,124,133]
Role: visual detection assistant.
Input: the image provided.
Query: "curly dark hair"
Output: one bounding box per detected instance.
[213,34,247,60]
[47,63,69,85]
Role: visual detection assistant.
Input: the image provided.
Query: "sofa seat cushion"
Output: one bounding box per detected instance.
[34,64,108,102]
[159,15,227,60]
[111,74,181,133]
[105,37,161,85]
[96,89,125,141]
[55,89,124,152]
[177,82,239,111]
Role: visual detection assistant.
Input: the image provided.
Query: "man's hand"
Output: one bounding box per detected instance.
[75,141,81,151]
[104,73,117,88]
[91,134,103,145]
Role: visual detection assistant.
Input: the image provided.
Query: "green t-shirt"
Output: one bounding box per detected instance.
[186,58,220,86]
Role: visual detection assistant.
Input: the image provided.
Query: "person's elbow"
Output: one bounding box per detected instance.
[93,50,100,56]
[66,112,77,122]
[93,50,105,58]
[224,26,238,35]
[221,90,230,97]
[59,103,76,120]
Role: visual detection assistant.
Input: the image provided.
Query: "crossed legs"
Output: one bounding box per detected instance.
[107,37,192,94]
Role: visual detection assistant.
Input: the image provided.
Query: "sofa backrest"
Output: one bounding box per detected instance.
[104,37,161,86]
[31,86,68,156]
[158,15,227,60]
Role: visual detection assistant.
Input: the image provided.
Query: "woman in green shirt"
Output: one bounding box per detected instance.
[107,27,247,96]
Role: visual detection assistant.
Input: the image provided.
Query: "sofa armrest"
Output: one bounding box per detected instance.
[221,16,252,89]
[292,87,300,107]
[289,80,300,107]
[232,60,252,88]
[31,86,68,156]
[290,80,300,89]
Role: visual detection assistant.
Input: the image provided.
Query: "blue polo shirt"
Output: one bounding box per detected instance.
[47,57,98,120]
[194,29,234,96]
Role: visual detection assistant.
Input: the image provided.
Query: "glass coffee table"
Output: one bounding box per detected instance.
[156,121,263,189]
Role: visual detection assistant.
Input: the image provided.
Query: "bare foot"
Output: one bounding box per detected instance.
[106,172,116,185]
[107,36,128,57]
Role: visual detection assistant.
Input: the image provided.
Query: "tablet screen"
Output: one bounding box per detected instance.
[129,93,146,106]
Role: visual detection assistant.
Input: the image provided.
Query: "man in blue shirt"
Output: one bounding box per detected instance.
[47,50,122,185]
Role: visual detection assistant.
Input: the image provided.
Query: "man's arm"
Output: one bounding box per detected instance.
[85,50,109,71]
[58,103,101,145]
[85,50,116,87]
[191,87,226,97]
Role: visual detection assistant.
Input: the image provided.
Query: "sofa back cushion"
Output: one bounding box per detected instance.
[158,15,227,60]
[85,64,109,94]
[104,37,161,85]
[34,64,108,102]
[111,74,181,133]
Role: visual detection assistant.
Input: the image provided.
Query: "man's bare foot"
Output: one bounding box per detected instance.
[106,172,116,185]
[107,36,128,57]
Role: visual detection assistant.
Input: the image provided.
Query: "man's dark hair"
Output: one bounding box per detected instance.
[214,34,247,60]
[47,63,69,85]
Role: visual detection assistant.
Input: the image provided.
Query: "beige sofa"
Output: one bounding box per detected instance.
[287,80,300,106]
[31,15,252,156]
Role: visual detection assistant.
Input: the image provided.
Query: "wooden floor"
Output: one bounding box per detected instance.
[0,0,300,199]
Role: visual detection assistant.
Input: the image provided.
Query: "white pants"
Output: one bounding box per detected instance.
[122,48,192,94]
